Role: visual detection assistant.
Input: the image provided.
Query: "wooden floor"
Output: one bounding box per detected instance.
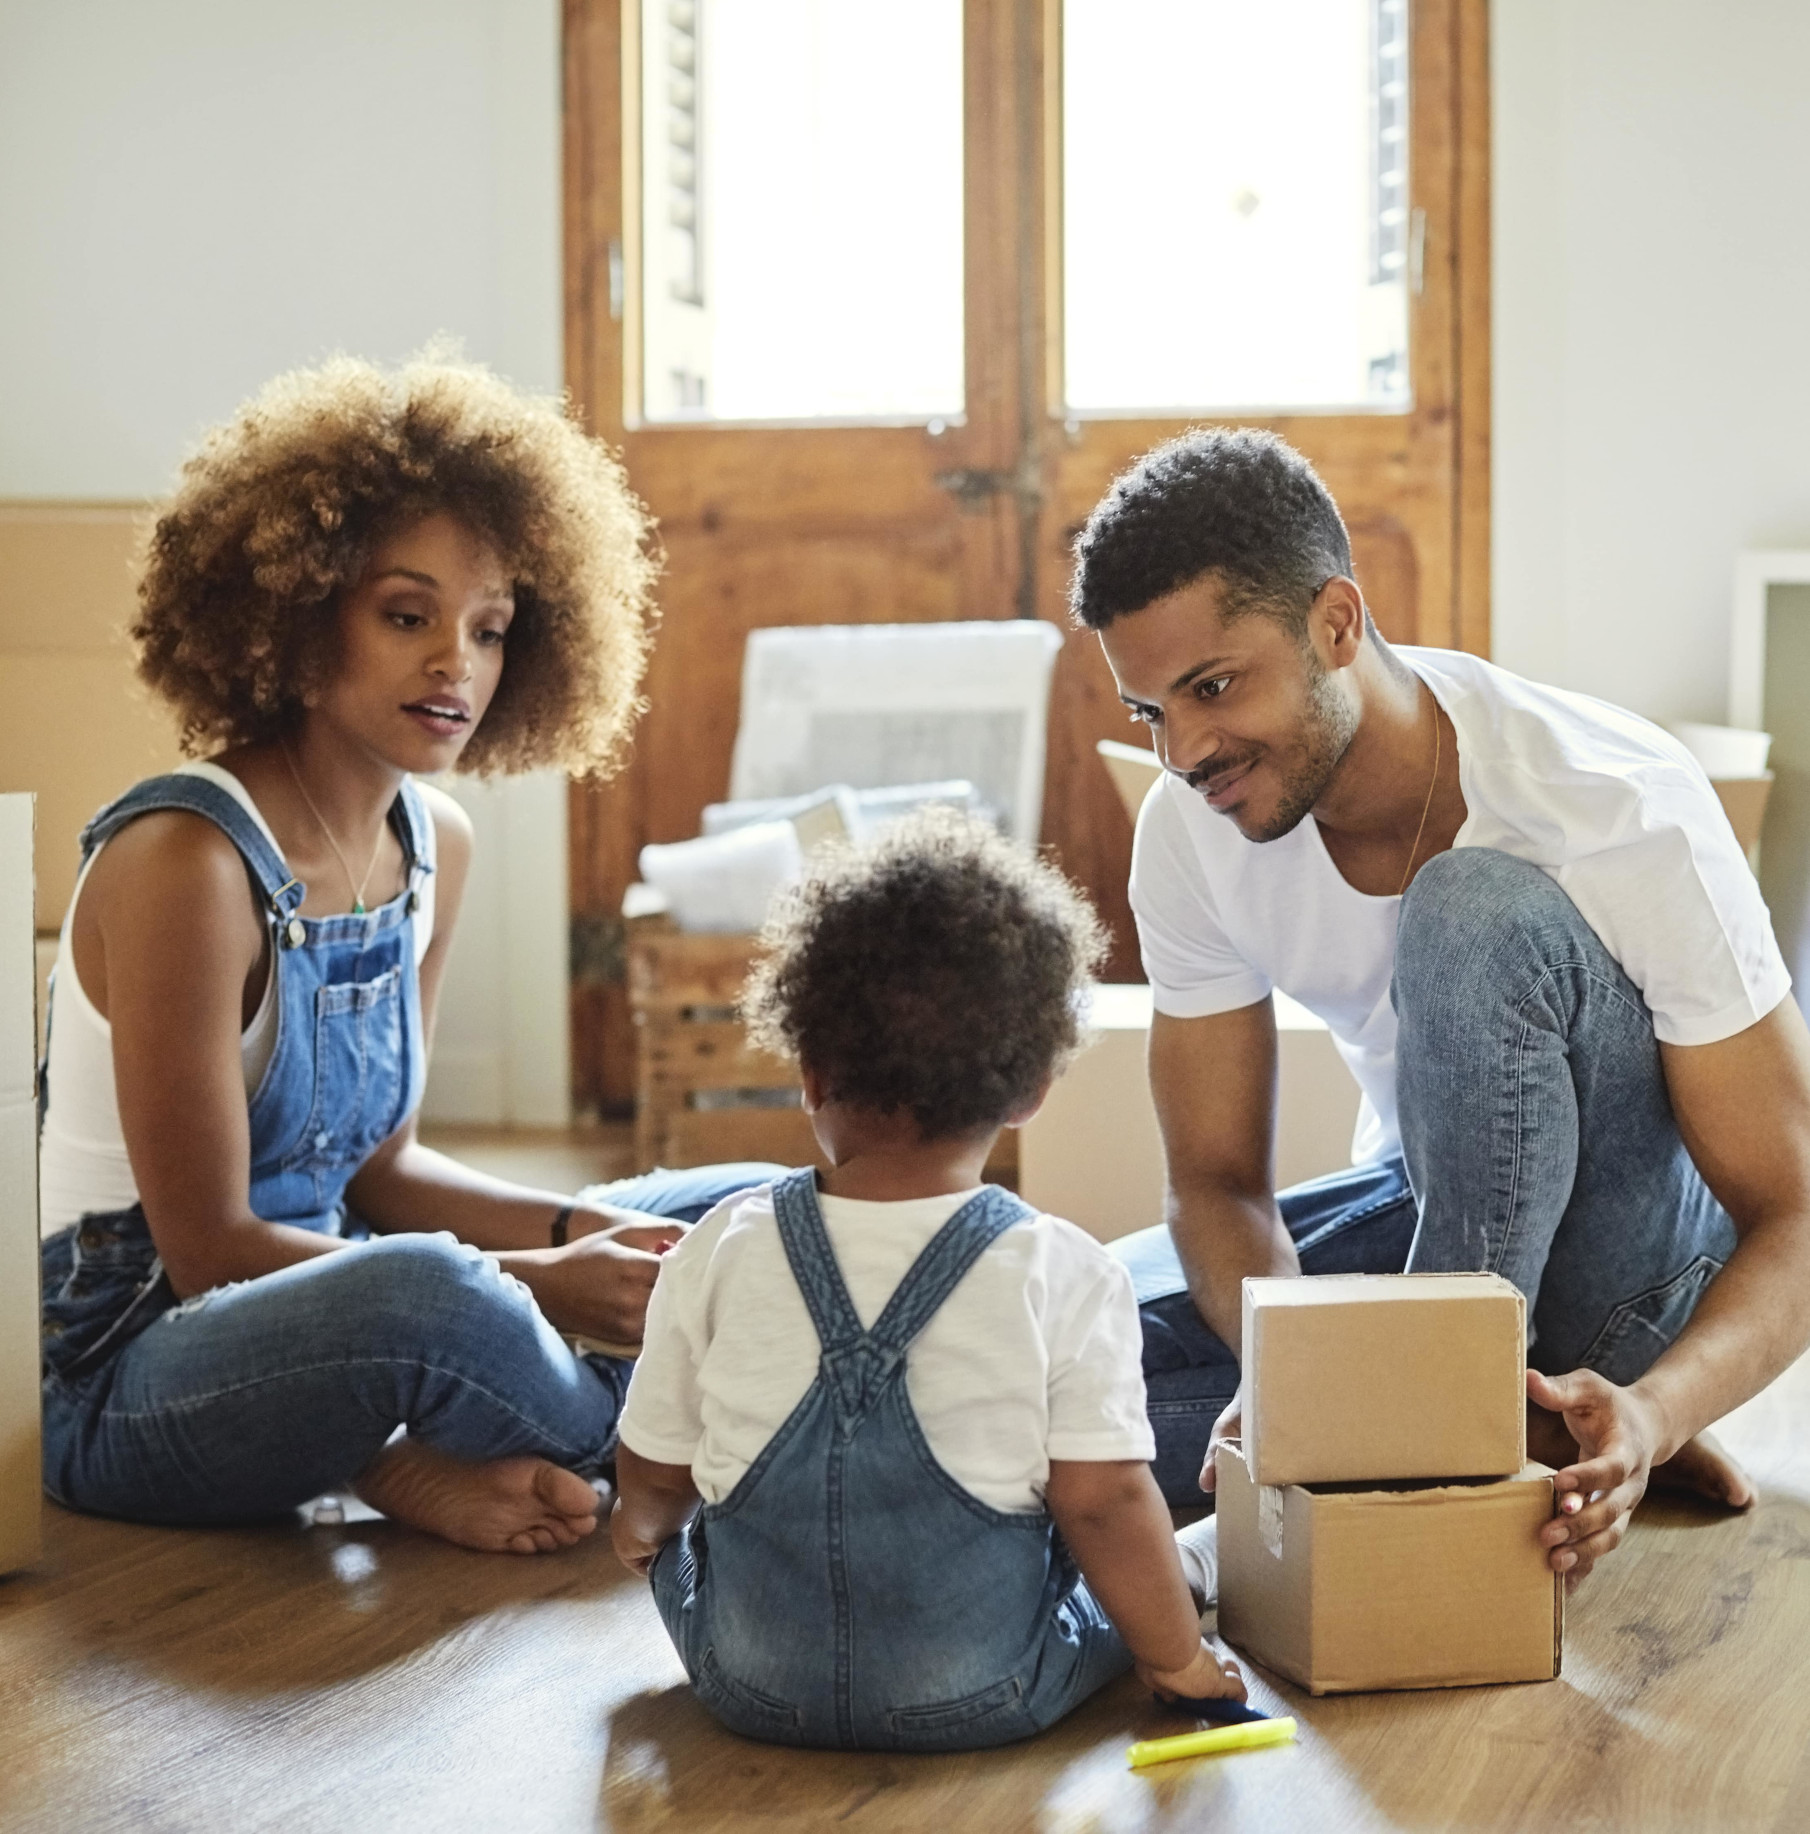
[5,1132,1810,1833]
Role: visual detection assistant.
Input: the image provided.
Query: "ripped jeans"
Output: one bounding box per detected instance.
[39,1166,780,1526]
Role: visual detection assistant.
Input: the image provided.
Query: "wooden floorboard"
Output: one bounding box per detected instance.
[6,1135,1808,1832]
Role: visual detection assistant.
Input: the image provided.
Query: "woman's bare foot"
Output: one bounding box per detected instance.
[354,1438,602,1553]
[1649,1428,1756,1508]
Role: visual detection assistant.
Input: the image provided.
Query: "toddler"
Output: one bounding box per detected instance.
[610,810,1242,1750]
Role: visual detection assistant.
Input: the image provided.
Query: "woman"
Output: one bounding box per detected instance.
[38,354,779,1554]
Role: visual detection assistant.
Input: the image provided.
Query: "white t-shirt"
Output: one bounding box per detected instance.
[1130,647,1791,1166]
[617,1182,1156,1513]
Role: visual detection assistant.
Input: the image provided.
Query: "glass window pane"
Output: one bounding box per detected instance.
[1063,0,1410,415]
[640,0,964,424]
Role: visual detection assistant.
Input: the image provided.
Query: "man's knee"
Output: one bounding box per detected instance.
[1395,848,1585,1018]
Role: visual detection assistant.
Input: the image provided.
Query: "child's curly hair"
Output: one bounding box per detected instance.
[742,809,1107,1141]
[131,349,657,777]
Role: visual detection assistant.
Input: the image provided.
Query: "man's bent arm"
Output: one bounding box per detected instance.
[1148,1001,1300,1355]
[1536,996,1810,1583]
[1653,999,1810,1435]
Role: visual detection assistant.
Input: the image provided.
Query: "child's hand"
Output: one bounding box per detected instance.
[1137,1636,1247,1704]
[608,1494,660,1577]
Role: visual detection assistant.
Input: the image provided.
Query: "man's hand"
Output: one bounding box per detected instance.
[1198,1389,1243,1494]
[1527,1367,1668,1590]
[508,1220,687,1344]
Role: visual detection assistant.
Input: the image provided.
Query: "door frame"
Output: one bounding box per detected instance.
[562,0,1489,1112]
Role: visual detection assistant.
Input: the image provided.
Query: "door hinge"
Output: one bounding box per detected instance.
[934,456,1044,515]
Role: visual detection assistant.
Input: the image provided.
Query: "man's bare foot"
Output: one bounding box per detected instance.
[354,1438,602,1554]
[1648,1428,1756,1509]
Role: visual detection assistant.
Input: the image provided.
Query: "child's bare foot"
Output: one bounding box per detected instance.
[1649,1428,1756,1508]
[354,1438,602,1553]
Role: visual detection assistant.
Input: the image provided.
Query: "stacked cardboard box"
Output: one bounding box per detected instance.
[1217,1273,1562,1695]
[1,794,41,1575]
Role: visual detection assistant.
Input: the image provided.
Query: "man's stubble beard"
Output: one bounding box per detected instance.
[1238,652,1361,844]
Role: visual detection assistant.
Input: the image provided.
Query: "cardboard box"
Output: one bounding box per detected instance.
[1244,1273,1526,1486]
[1018,984,1362,1243]
[0,504,183,933]
[0,793,42,1573]
[1216,1442,1562,1694]
[1710,774,1772,858]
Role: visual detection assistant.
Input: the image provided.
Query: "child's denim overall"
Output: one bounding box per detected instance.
[39,771,775,1525]
[650,1169,1133,1752]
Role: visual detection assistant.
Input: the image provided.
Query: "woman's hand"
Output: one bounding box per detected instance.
[568,1202,688,1242]
[1138,1636,1247,1704]
[501,1218,688,1344]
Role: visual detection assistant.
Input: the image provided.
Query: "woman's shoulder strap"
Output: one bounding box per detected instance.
[79,772,301,915]
[392,776,437,877]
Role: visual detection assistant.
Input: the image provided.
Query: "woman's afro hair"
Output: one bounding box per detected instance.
[131,348,658,777]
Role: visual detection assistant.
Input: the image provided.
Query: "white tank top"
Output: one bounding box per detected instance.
[37,762,436,1236]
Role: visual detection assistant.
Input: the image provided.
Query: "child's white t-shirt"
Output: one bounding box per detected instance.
[1130,646,1791,1166]
[617,1182,1155,1514]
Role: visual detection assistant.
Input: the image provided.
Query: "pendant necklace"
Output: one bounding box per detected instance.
[281,741,386,915]
[1396,687,1443,899]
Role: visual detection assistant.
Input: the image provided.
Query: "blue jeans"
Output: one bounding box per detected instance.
[1116,848,1739,1506]
[40,1164,784,1525]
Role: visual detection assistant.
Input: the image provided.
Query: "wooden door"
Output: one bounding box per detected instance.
[564,0,1488,1113]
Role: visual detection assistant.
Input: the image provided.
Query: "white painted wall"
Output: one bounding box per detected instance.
[1492,0,1810,724]
[0,0,571,1124]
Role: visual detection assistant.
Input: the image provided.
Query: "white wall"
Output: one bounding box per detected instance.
[1492,0,1810,724]
[0,0,561,495]
[0,0,571,1124]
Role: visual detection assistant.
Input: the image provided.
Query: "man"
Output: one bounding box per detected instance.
[1077,429,1810,1587]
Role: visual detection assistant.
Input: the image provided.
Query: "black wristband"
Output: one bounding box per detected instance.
[550,1203,576,1248]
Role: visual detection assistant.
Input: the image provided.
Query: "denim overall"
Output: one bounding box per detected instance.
[650,1169,1133,1752]
[40,770,431,1387]
[39,771,783,1527]
[39,770,448,1518]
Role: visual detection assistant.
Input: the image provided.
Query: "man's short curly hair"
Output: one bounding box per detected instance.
[1069,427,1352,634]
[131,350,657,777]
[742,809,1107,1142]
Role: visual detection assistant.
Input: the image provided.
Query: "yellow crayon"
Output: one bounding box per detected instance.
[1126,1716,1298,1769]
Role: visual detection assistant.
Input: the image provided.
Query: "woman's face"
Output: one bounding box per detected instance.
[313,513,514,772]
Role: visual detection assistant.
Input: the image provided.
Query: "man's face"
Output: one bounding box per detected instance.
[1097,573,1358,843]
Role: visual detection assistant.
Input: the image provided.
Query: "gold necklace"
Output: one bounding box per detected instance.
[1396,690,1443,899]
[281,741,386,915]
